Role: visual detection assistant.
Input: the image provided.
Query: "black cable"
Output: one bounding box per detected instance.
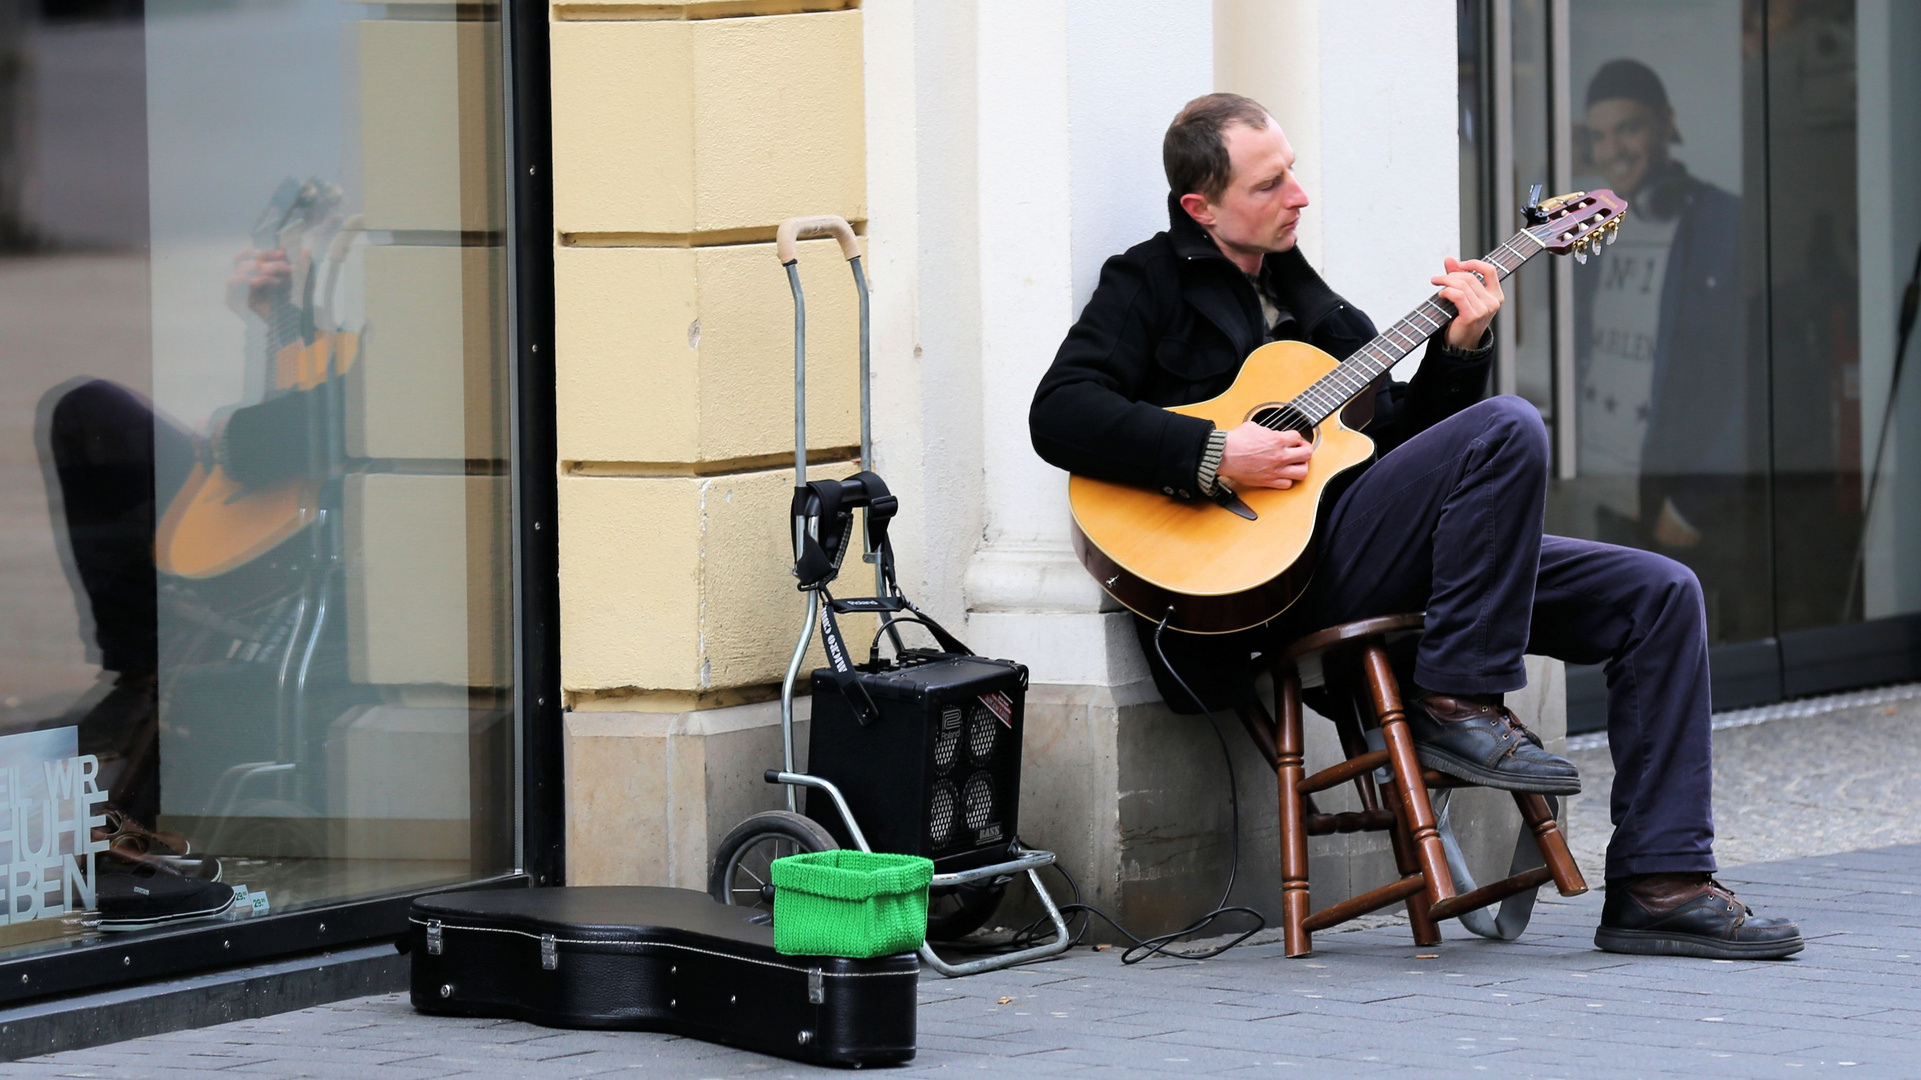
[1001,610,1266,964]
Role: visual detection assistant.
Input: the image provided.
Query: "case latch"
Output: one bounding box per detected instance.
[807,967,824,1004]
[540,934,558,971]
[425,920,442,956]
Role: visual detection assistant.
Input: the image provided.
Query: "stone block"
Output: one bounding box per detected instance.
[563,698,809,888]
[558,461,862,693]
[344,473,510,687]
[550,11,865,235]
[554,237,858,465]
[349,244,506,462]
[358,19,503,233]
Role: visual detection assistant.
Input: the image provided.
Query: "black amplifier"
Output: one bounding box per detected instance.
[806,653,1027,874]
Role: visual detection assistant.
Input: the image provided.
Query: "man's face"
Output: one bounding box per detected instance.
[1585,98,1672,195]
[1187,120,1310,258]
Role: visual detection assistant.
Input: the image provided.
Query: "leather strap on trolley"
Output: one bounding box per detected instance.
[790,471,972,725]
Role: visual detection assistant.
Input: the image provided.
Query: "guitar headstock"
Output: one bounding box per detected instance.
[1523,188,1628,264]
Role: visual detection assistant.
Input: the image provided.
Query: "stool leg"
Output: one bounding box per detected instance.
[1380,779,1444,946]
[1515,792,1589,896]
[1330,696,1384,812]
[1277,672,1312,957]
[1362,645,1456,907]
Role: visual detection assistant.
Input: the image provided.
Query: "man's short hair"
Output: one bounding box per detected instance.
[1163,93,1275,202]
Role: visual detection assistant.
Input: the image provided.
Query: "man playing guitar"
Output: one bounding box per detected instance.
[1029,94,1800,959]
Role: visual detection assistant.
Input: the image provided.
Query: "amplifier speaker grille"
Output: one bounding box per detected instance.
[805,656,1026,871]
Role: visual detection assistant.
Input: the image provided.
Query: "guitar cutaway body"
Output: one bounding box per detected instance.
[1068,339,1375,634]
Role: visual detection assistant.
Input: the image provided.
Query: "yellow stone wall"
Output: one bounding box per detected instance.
[551,0,867,881]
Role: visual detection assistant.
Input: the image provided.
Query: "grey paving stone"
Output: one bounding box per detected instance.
[23,706,1921,1078]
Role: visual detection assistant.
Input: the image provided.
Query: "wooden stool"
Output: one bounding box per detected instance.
[1231,613,1588,958]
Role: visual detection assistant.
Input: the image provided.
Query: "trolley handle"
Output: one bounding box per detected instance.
[776,215,860,265]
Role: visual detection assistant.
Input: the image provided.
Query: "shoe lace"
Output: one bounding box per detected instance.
[1489,705,1545,754]
[1706,877,1754,917]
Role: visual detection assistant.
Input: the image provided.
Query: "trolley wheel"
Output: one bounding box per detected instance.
[708,810,839,914]
[925,879,1007,941]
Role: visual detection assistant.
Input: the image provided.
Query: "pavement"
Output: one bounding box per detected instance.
[1565,682,1921,874]
[10,686,1921,1080]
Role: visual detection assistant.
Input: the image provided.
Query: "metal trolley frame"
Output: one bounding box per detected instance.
[738,215,1072,978]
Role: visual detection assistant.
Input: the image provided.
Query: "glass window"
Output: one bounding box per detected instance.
[0,0,513,955]
[1472,0,1921,718]
[1559,0,1775,648]
[1853,0,1921,626]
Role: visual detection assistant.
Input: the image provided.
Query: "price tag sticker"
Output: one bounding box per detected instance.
[980,691,1014,729]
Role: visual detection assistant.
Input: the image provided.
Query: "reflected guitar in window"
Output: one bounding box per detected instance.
[154,179,363,579]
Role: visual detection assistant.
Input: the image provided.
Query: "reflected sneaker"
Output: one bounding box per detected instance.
[94,864,237,932]
[1596,874,1804,959]
[1406,692,1581,795]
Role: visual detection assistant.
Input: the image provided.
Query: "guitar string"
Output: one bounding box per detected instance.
[1265,244,1522,427]
[1252,232,1542,434]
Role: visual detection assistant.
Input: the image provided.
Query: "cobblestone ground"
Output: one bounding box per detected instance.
[1566,684,1921,875]
[11,692,1921,1080]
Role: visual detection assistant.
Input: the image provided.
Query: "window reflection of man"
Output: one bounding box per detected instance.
[1577,59,1752,634]
[36,234,321,876]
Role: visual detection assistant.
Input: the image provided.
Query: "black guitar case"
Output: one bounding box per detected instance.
[403,886,919,1067]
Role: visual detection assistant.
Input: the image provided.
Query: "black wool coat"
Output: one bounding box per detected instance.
[1028,195,1493,712]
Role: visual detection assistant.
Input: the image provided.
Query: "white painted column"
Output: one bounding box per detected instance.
[964,0,1212,688]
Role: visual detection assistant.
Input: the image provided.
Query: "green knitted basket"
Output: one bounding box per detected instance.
[770,850,934,958]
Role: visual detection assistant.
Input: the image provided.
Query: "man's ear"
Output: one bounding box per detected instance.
[1179,192,1215,227]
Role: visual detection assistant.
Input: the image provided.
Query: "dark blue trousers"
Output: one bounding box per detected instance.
[40,379,195,675]
[1300,395,1715,880]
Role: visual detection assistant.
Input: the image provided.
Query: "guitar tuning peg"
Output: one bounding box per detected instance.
[1605,222,1619,245]
[1574,245,1589,265]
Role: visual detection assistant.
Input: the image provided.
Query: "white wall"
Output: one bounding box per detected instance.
[864,0,1210,687]
[1217,1,1462,378]
[1066,3,1215,311]
[867,0,1461,687]
[864,0,985,632]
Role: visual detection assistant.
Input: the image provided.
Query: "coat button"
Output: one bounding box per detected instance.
[1178,489,1191,499]
[1162,486,1175,495]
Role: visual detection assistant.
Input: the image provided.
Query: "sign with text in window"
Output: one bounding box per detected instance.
[0,728,109,923]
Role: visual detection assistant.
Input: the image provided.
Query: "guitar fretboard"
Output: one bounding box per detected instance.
[1265,229,1545,431]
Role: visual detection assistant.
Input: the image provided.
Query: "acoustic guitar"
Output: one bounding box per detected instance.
[1068,189,1627,634]
[155,179,361,579]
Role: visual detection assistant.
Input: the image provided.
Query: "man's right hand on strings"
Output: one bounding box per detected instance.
[1219,423,1312,489]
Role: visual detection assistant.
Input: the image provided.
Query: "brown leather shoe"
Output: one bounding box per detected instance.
[92,808,222,882]
[92,807,192,857]
[1405,691,1581,794]
[1597,873,1804,959]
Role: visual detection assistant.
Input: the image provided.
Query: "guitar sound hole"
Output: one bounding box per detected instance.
[1251,407,1316,443]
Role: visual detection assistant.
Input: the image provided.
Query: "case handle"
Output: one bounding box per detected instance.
[776,215,860,265]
